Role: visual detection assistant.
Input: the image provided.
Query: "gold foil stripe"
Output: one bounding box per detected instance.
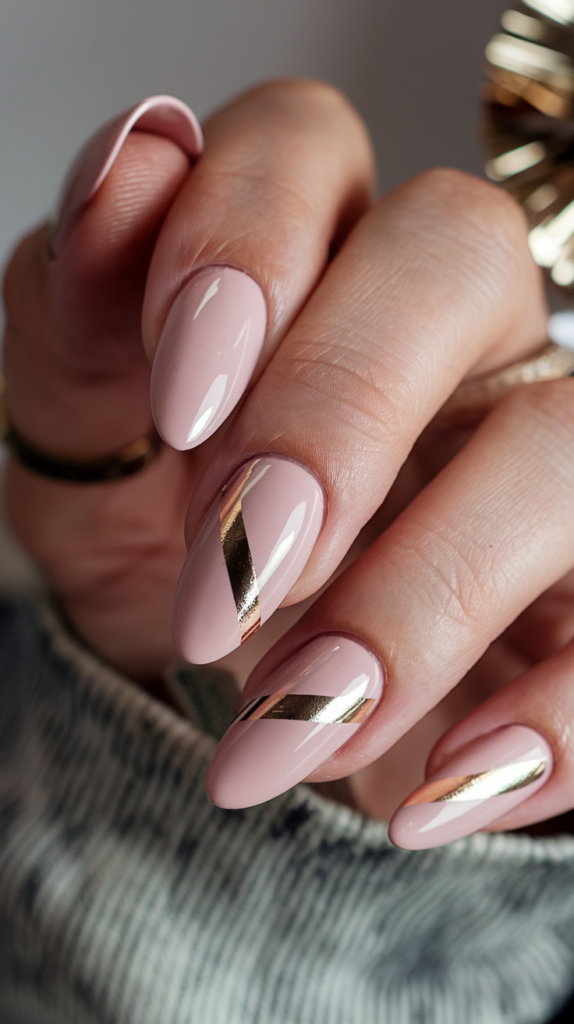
[220,462,261,644]
[237,693,376,725]
[403,758,547,807]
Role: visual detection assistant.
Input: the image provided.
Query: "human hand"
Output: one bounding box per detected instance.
[4,81,571,848]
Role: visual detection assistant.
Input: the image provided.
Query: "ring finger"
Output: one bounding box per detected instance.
[205,376,574,813]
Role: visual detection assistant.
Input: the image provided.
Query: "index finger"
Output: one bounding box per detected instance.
[145,79,375,450]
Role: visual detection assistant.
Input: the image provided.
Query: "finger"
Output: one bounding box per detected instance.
[389,632,574,848]
[3,99,201,677]
[49,96,202,260]
[204,378,574,808]
[144,78,375,450]
[4,97,200,453]
[174,169,548,665]
[3,84,372,678]
[503,569,574,664]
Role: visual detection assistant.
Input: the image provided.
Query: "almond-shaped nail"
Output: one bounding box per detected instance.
[150,267,267,449]
[173,455,324,663]
[389,724,552,850]
[49,95,203,258]
[206,635,383,808]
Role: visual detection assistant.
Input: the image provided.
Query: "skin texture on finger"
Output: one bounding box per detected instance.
[225,379,574,805]
[504,569,574,664]
[2,81,374,678]
[142,79,375,363]
[145,81,375,449]
[181,168,548,621]
[49,96,202,259]
[5,449,191,680]
[2,131,198,678]
[3,132,191,453]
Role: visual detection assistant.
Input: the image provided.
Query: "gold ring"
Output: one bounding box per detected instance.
[0,376,163,483]
[437,339,574,428]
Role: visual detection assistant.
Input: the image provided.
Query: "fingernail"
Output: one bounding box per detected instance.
[206,635,383,808]
[49,95,203,258]
[173,455,324,663]
[150,267,267,449]
[389,724,552,850]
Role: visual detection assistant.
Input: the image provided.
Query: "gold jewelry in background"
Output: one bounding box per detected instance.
[484,1,574,290]
[436,340,574,427]
[437,8,574,428]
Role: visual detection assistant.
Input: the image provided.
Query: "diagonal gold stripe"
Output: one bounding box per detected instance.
[220,463,261,643]
[402,758,547,807]
[237,692,376,725]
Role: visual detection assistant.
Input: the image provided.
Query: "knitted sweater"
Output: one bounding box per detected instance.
[2,598,574,1024]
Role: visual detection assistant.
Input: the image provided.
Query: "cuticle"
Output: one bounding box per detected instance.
[253,629,386,702]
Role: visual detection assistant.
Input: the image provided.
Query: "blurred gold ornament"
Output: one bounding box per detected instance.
[484,1,574,289]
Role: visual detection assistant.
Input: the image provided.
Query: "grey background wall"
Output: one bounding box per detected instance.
[1,0,506,264]
[0,0,506,588]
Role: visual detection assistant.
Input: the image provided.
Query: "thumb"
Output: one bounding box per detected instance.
[4,96,202,455]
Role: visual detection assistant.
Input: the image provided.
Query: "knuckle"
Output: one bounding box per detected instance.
[389,517,503,635]
[273,338,407,453]
[396,168,530,283]
[409,167,523,234]
[218,78,374,185]
[501,378,574,442]
[252,77,364,129]
[499,376,574,479]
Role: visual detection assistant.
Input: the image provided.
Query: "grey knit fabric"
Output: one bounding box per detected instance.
[2,598,574,1024]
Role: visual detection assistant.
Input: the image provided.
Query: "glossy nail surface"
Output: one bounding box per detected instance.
[389,725,552,850]
[50,95,203,258]
[206,635,383,808]
[151,267,267,449]
[173,456,324,663]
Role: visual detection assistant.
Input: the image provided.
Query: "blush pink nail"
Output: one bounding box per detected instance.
[49,95,203,258]
[206,635,383,809]
[389,724,552,850]
[150,267,267,449]
[173,455,324,664]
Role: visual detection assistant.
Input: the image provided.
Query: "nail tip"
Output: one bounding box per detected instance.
[50,94,203,259]
[388,808,432,851]
[173,603,240,664]
[151,409,225,452]
[205,772,260,810]
[150,266,267,454]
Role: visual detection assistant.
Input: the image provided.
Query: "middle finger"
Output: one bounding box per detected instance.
[174,169,548,664]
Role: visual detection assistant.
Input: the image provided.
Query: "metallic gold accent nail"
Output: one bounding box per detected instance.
[220,462,261,643]
[237,691,376,725]
[403,757,546,807]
